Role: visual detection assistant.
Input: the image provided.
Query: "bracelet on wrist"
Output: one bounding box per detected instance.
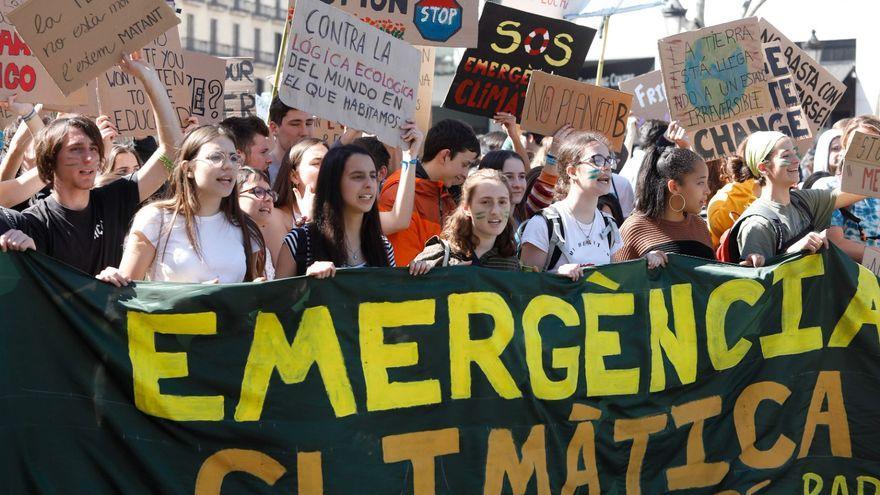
[545,153,557,165]
[157,153,175,173]
[403,157,420,169]
[19,108,37,124]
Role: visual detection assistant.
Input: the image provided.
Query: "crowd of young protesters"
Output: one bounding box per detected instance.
[0,51,876,284]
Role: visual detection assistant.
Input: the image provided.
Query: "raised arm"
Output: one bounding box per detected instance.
[379,121,423,235]
[0,120,34,181]
[121,54,184,202]
[494,112,530,171]
[0,168,47,208]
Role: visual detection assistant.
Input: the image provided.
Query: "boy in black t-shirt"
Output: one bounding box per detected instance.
[20,56,183,276]
[0,206,35,252]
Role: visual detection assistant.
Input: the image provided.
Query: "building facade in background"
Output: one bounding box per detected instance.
[179,0,287,96]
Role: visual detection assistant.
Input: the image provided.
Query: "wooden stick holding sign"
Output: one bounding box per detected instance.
[8,0,180,95]
[841,131,880,198]
[520,70,632,150]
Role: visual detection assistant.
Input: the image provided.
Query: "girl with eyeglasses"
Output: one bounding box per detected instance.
[519,132,623,280]
[101,125,268,283]
[275,145,396,278]
[238,166,278,279]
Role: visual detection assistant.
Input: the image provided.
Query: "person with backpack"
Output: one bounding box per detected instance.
[409,169,520,274]
[519,132,622,280]
[718,131,868,263]
[616,146,764,268]
[274,145,396,278]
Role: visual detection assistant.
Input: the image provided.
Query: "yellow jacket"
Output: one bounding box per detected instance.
[707,179,759,247]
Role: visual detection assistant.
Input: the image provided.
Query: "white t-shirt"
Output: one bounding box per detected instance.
[521,204,622,271]
[129,206,249,283]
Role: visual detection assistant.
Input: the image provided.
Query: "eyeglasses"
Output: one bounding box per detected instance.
[241,186,278,202]
[577,155,617,169]
[196,152,243,168]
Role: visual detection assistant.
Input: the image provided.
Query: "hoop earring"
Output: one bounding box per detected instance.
[669,193,686,213]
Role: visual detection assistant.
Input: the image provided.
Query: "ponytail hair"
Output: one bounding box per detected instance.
[727,136,760,185]
[635,146,704,219]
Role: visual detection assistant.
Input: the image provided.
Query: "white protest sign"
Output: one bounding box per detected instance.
[279,0,420,147]
[8,0,180,95]
[841,131,880,199]
[617,70,669,124]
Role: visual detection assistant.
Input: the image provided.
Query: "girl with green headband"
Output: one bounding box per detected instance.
[730,131,867,262]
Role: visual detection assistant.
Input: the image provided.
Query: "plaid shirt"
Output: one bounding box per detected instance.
[832,197,880,247]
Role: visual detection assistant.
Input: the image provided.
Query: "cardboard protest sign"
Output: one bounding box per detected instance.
[520,70,631,149]
[223,57,255,118]
[44,80,99,115]
[321,0,477,48]
[659,18,772,132]
[617,70,669,124]
[443,2,595,120]
[96,29,190,139]
[313,118,345,144]
[415,46,435,135]
[279,0,420,148]
[759,18,846,132]
[0,3,89,108]
[841,131,880,198]
[690,42,812,162]
[8,0,179,96]
[183,51,225,125]
[862,246,880,278]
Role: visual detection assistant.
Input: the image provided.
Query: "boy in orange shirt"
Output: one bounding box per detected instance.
[379,120,480,265]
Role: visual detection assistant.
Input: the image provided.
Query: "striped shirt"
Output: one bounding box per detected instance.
[615,213,714,261]
[283,225,396,276]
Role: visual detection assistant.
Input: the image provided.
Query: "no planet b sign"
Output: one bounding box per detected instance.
[414,0,462,42]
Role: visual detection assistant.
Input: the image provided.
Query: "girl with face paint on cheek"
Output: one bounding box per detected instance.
[409,169,520,275]
[729,130,870,263]
[519,132,624,281]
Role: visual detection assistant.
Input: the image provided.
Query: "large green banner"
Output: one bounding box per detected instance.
[2,248,880,494]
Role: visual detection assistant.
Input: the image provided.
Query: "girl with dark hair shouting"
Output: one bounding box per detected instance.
[616,146,717,266]
[275,145,396,278]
